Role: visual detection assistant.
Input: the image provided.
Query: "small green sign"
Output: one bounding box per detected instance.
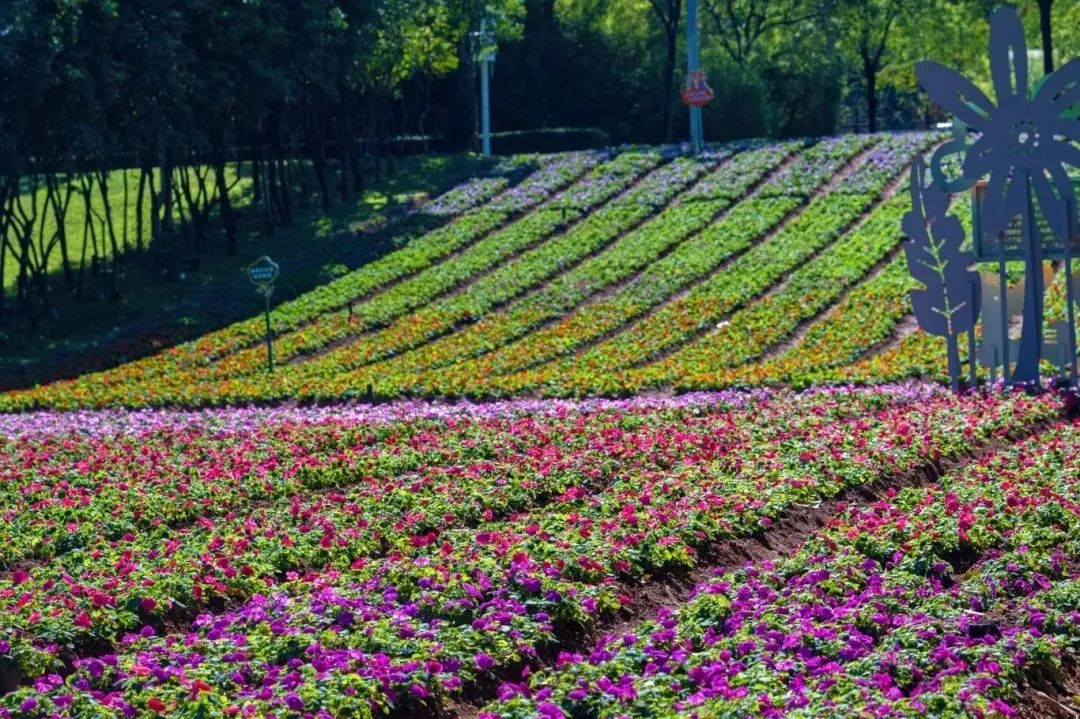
[246,255,279,372]
[247,255,280,287]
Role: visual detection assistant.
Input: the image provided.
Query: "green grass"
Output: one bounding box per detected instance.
[4,167,251,290]
[0,153,495,386]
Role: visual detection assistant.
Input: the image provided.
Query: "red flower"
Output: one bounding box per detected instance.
[147,698,166,712]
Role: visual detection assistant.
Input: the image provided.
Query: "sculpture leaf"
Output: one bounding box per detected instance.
[902,157,982,388]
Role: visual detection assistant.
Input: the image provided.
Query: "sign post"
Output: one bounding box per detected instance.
[686,0,704,153]
[681,0,712,156]
[472,20,497,157]
[246,255,280,373]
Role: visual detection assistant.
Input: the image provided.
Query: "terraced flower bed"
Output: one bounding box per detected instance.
[483,415,1080,719]
[5,131,1080,719]
[0,131,996,411]
[0,385,1065,717]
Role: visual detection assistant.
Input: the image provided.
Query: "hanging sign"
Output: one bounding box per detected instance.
[681,69,714,108]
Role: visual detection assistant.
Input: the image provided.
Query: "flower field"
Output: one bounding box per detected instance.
[0,130,1016,411]
[1,385,1076,719]
[4,134,1080,718]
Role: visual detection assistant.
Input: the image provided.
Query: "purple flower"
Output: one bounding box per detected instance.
[537,702,566,719]
[475,653,496,671]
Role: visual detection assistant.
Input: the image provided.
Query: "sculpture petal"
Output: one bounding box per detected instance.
[989,7,1028,111]
[1034,57,1080,117]
[1031,168,1068,239]
[981,171,1025,241]
[1047,128,1080,167]
[916,61,994,130]
[963,135,997,179]
[905,158,926,237]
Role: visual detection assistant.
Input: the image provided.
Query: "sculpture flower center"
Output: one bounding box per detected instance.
[1010,120,1040,157]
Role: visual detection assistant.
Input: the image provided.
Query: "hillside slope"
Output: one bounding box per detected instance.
[1,133,970,410]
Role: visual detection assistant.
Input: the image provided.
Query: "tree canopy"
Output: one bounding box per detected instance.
[0,0,1074,334]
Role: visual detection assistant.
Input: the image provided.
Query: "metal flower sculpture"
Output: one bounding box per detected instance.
[916,6,1080,385]
[903,158,981,391]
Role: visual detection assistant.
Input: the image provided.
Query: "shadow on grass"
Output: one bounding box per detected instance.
[0,153,500,390]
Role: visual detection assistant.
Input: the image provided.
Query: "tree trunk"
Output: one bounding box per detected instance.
[662,21,679,142]
[135,164,148,253]
[97,171,120,263]
[46,174,74,284]
[1039,0,1054,74]
[865,59,878,134]
[159,148,174,242]
[251,155,262,203]
[0,182,10,323]
[122,166,130,254]
[310,116,331,211]
[214,156,238,256]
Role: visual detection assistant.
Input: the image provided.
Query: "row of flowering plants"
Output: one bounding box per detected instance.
[0,139,784,410]
[721,256,916,389]
[0,133,971,412]
[652,192,915,391]
[374,142,811,396]
[0,387,1061,716]
[772,257,1072,390]
[40,133,888,409]
[387,134,894,397]
[419,151,556,217]
[0,151,602,412]
[187,151,672,383]
[755,133,874,198]
[304,141,803,397]
[710,200,972,390]
[289,153,726,379]
[462,133,931,399]
[481,417,1080,718]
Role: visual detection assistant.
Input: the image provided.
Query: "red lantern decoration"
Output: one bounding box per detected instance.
[681,69,713,108]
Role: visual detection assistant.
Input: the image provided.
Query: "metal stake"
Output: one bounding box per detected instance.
[997,219,1010,387]
[969,277,978,388]
[1065,197,1079,387]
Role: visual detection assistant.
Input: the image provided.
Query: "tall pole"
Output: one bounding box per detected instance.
[480,56,492,156]
[687,0,703,153]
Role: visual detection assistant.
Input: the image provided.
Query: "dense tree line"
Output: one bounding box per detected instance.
[0,0,1077,329]
[0,0,521,326]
